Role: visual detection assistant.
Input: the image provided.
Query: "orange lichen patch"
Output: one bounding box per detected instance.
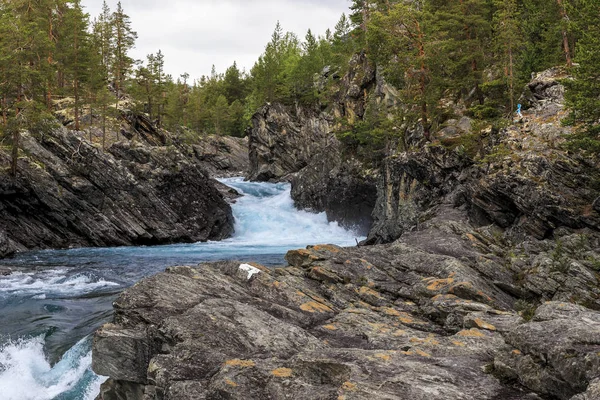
[475,290,494,303]
[312,244,341,253]
[338,397,347,400]
[360,259,374,270]
[224,359,256,368]
[473,318,497,331]
[426,278,455,291]
[415,350,432,358]
[342,382,358,392]
[465,233,477,242]
[323,324,338,331]
[272,368,293,378]
[512,350,522,355]
[286,249,321,267]
[457,329,486,338]
[358,286,383,298]
[452,341,467,347]
[432,294,460,302]
[346,308,369,315]
[300,301,333,313]
[296,291,308,298]
[401,350,431,357]
[225,378,238,387]
[374,353,392,362]
[448,281,474,291]
[393,329,408,337]
[382,307,402,317]
[358,301,375,310]
[410,335,440,346]
[367,322,392,334]
[396,312,427,325]
[308,294,331,305]
[273,281,283,288]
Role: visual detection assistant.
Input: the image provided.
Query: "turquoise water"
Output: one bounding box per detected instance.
[0,178,362,400]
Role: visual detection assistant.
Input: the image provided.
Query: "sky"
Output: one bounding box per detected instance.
[81,0,351,82]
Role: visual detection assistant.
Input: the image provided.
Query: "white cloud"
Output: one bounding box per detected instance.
[81,0,350,82]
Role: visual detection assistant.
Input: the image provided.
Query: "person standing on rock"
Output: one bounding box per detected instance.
[517,104,524,119]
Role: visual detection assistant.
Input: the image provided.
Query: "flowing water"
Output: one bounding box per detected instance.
[0,178,363,400]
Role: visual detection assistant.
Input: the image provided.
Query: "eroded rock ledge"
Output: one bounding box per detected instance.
[93,210,600,400]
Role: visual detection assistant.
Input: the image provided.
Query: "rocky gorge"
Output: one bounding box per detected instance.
[0,116,251,258]
[90,65,600,400]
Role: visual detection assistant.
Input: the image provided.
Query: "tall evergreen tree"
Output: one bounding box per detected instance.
[111,2,137,113]
[492,0,522,112]
[565,0,600,135]
[59,0,93,131]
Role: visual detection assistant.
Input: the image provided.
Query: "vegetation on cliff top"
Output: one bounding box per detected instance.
[1,0,600,177]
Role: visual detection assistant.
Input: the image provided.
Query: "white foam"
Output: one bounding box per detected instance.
[0,336,107,400]
[239,264,261,279]
[215,178,364,250]
[0,269,120,299]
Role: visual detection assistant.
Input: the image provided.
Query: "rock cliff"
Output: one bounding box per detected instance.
[0,127,235,253]
[367,68,600,244]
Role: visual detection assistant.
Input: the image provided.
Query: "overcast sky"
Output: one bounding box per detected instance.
[81,0,350,82]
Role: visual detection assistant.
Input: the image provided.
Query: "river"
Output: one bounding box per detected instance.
[0,178,363,400]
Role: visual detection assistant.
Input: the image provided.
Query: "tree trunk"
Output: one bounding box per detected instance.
[74,29,80,131]
[557,0,573,67]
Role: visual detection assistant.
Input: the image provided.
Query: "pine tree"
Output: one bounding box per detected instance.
[111,2,137,118]
[59,0,93,131]
[492,0,522,112]
[223,62,248,104]
[565,0,600,137]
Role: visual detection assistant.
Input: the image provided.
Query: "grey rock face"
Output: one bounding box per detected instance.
[247,103,332,182]
[291,142,377,234]
[0,127,234,254]
[0,229,16,258]
[93,214,600,399]
[189,135,249,178]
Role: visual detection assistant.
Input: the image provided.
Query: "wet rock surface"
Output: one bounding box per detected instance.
[0,127,234,253]
[93,212,600,399]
